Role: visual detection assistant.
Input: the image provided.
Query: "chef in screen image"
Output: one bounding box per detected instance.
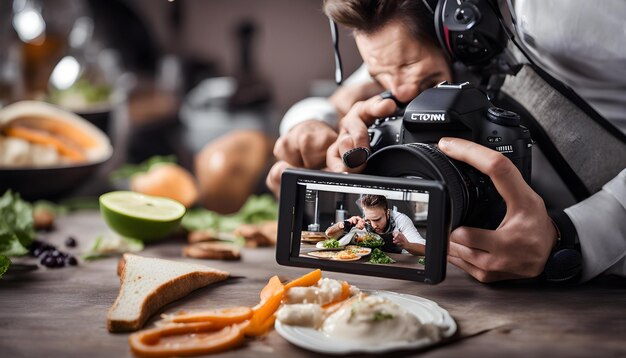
[326,194,425,255]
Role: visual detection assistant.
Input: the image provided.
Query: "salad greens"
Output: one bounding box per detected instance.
[322,239,341,249]
[182,194,279,233]
[356,232,384,248]
[368,248,396,264]
[0,190,36,278]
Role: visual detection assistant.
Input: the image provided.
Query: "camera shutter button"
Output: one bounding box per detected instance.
[487,107,521,127]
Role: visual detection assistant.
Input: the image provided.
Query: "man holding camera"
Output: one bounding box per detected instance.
[268,0,626,283]
[325,194,425,255]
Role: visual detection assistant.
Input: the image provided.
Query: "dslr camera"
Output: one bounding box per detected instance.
[364,81,532,229]
[276,82,532,283]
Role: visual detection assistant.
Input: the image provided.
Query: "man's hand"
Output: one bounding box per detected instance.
[267,120,337,197]
[326,95,397,173]
[439,137,558,283]
[392,231,409,248]
[329,81,384,118]
[273,120,338,168]
[346,215,365,230]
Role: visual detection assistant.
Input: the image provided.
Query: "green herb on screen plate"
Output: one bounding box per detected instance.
[356,232,384,248]
[368,248,396,264]
[322,239,341,248]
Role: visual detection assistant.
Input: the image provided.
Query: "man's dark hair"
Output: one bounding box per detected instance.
[323,0,438,47]
[360,194,389,211]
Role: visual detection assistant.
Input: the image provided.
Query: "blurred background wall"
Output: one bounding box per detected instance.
[131,0,363,117]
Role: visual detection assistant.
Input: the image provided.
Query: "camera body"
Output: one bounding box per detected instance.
[364,82,532,229]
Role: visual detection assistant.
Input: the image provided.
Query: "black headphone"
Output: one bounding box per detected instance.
[430,0,508,68]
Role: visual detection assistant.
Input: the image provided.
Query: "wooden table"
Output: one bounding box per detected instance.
[1,211,625,357]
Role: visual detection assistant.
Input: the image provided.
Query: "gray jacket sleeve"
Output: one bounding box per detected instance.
[564,169,626,281]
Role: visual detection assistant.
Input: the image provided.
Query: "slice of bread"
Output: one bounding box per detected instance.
[107,253,229,332]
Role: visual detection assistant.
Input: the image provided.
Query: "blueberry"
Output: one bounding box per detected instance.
[66,256,78,266]
[29,240,44,256]
[55,256,65,267]
[51,250,61,258]
[37,248,52,258]
[41,255,55,267]
[65,237,77,248]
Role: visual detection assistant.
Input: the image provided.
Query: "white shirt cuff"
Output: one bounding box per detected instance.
[564,169,626,282]
[279,97,338,135]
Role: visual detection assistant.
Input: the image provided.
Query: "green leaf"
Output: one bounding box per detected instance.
[81,235,144,261]
[0,255,11,279]
[181,209,221,232]
[181,195,279,233]
[0,190,35,257]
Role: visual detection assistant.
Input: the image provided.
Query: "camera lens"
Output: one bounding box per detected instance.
[363,143,471,228]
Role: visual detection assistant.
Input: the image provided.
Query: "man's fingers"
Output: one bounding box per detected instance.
[448,256,520,283]
[448,242,492,270]
[449,226,498,252]
[273,136,304,167]
[438,137,533,210]
[354,97,397,126]
[265,161,292,198]
[339,117,371,151]
[325,141,348,173]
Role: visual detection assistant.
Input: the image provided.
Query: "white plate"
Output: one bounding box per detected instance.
[275,290,456,355]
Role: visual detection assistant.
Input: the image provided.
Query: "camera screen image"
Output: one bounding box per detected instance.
[294,180,429,271]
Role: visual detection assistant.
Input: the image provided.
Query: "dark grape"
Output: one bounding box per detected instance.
[65,237,77,248]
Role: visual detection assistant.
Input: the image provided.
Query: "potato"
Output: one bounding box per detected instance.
[194,130,273,214]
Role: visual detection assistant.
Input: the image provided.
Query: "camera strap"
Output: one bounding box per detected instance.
[499,64,626,200]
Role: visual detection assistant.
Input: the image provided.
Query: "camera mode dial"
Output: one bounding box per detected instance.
[487,107,520,127]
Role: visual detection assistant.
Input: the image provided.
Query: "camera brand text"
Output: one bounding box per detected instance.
[410,113,447,122]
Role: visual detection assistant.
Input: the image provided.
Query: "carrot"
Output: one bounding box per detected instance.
[4,126,85,161]
[128,322,245,357]
[259,275,283,301]
[245,275,285,337]
[242,313,277,337]
[167,306,253,325]
[12,115,99,148]
[284,269,322,291]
